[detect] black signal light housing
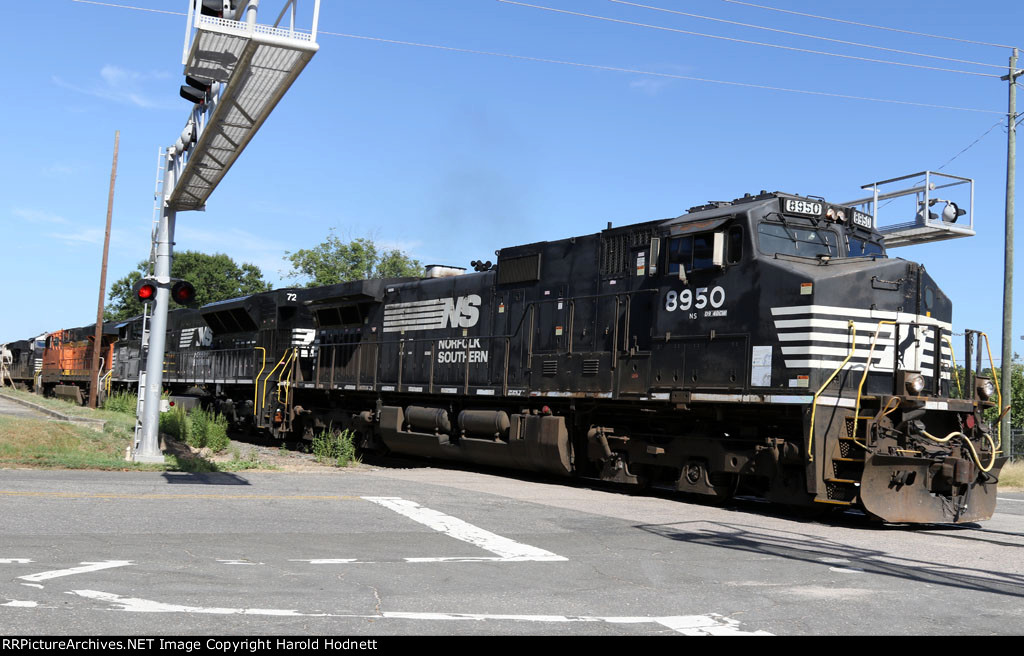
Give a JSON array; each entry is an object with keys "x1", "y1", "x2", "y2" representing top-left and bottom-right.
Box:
[
  {"x1": 171, "y1": 280, "x2": 197, "y2": 306},
  {"x1": 133, "y1": 278, "x2": 158, "y2": 303}
]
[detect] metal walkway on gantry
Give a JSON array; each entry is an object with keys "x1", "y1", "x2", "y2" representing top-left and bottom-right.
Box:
[{"x1": 168, "y1": 1, "x2": 320, "y2": 212}]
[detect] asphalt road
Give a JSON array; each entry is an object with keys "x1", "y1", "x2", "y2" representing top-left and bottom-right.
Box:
[{"x1": 2, "y1": 465, "x2": 1023, "y2": 637}]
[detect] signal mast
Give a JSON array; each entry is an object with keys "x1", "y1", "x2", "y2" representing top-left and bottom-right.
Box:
[{"x1": 132, "y1": 0, "x2": 320, "y2": 461}]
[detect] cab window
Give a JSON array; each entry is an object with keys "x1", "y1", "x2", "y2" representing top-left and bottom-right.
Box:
[
  {"x1": 758, "y1": 221, "x2": 839, "y2": 258},
  {"x1": 848, "y1": 236, "x2": 885, "y2": 257},
  {"x1": 667, "y1": 228, "x2": 742, "y2": 274}
]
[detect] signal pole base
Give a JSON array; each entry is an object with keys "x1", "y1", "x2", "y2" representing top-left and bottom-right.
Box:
[{"x1": 132, "y1": 452, "x2": 166, "y2": 464}]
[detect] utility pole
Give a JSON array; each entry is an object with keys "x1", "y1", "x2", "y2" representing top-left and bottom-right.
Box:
[
  {"x1": 1001, "y1": 49, "x2": 1020, "y2": 448},
  {"x1": 89, "y1": 130, "x2": 119, "y2": 410}
]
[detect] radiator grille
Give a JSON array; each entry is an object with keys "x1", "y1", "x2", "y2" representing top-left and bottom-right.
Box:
[
  {"x1": 497, "y1": 253, "x2": 542, "y2": 285},
  {"x1": 600, "y1": 229, "x2": 654, "y2": 277}
]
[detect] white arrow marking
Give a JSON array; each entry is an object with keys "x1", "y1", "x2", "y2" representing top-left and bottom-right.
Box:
[
  {"x1": 18, "y1": 560, "x2": 132, "y2": 583},
  {"x1": 69, "y1": 590, "x2": 771, "y2": 634},
  {"x1": 362, "y1": 497, "x2": 567, "y2": 562}
]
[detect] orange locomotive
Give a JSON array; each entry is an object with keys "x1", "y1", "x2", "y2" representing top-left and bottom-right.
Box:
[{"x1": 39, "y1": 323, "x2": 118, "y2": 405}]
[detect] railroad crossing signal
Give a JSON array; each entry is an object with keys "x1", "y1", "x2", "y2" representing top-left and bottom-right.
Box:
[
  {"x1": 132, "y1": 0, "x2": 321, "y2": 463},
  {"x1": 179, "y1": 75, "x2": 212, "y2": 106},
  {"x1": 171, "y1": 280, "x2": 196, "y2": 306},
  {"x1": 132, "y1": 278, "x2": 197, "y2": 306},
  {"x1": 133, "y1": 278, "x2": 157, "y2": 303}
]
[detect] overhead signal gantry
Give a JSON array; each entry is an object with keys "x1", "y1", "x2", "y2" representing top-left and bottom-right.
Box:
[{"x1": 132, "y1": 0, "x2": 321, "y2": 462}]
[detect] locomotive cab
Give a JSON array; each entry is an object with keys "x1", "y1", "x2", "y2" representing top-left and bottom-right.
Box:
[{"x1": 633, "y1": 192, "x2": 1001, "y2": 521}]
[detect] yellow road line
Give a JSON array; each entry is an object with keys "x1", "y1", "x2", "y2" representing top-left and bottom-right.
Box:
[{"x1": 0, "y1": 491, "x2": 361, "y2": 501}]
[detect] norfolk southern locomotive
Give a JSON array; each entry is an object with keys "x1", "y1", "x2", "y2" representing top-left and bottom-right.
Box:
[{"x1": 2, "y1": 190, "x2": 1007, "y2": 523}]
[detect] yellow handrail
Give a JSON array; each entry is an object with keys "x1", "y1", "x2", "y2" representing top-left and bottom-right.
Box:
[
  {"x1": 278, "y1": 348, "x2": 297, "y2": 406},
  {"x1": 253, "y1": 347, "x2": 266, "y2": 416},
  {"x1": 942, "y1": 335, "x2": 962, "y2": 398},
  {"x1": 808, "y1": 320, "x2": 855, "y2": 464},
  {"x1": 976, "y1": 332, "x2": 1004, "y2": 451},
  {"x1": 853, "y1": 320, "x2": 898, "y2": 449},
  {"x1": 260, "y1": 351, "x2": 290, "y2": 412}
]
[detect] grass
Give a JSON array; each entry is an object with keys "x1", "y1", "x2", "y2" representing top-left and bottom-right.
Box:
[
  {"x1": 311, "y1": 428, "x2": 360, "y2": 467},
  {"x1": 1000, "y1": 460, "x2": 1024, "y2": 489},
  {"x1": 159, "y1": 405, "x2": 230, "y2": 453},
  {"x1": 0, "y1": 414, "x2": 155, "y2": 471},
  {"x1": 0, "y1": 387, "x2": 264, "y2": 473},
  {"x1": 102, "y1": 390, "x2": 138, "y2": 415}
]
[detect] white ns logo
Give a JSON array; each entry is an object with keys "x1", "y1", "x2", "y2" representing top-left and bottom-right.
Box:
[{"x1": 442, "y1": 294, "x2": 481, "y2": 328}]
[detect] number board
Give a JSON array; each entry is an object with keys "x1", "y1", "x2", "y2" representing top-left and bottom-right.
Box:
[{"x1": 781, "y1": 198, "x2": 822, "y2": 217}]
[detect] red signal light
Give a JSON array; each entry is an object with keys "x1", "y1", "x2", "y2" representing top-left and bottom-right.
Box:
[
  {"x1": 136, "y1": 283, "x2": 156, "y2": 301},
  {"x1": 171, "y1": 280, "x2": 196, "y2": 305}
]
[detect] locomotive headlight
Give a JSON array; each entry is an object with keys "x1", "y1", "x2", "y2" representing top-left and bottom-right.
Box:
[
  {"x1": 904, "y1": 372, "x2": 926, "y2": 395},
  {"x1": 976, "y1": 377, "x2": 995, "y2": 401},
  {"x1": 824, "y1": 207, "x2": 846, "y2": 222}
]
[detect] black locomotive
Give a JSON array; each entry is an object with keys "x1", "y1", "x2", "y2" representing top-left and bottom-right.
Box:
[{"x1": 4, "y1": 190, "x2": 1006, "y2": 523}]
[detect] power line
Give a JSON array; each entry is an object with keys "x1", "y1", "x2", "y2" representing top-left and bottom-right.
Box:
[
  {"x1": 322, "y1": 32, "x2": 1003, "y2": 115},
  {"x1": 936, "y1": 118, "x2": 1009, "y2": 171},
  {"x1": 609, "y1": 0, "x2": 1007, "y2": 71},
  {"x1": 498, "y1": 1, "x2": 1002, "y2": 78},
  {"x1": 70, "y1": 0, "x2": 183, "y2": 15},
  {"x1": 69, "y1": 0, "x2": 1004, "y2": 114},
  {"x1": 717, "y1": 0, "x2": 1018, "y2": 50},
  {"x1": 875, "y1": 117, "x2": 1006, "y2": 212}
]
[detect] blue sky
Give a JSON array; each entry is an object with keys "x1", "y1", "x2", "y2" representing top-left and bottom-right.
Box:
[{"x1": 2, "y1": 0, "x2": 1021, "y2": 363}]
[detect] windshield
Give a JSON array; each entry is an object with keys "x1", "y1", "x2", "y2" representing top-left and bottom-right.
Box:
[
  {"x1": 758, "y1": 221, "x2": 839, "y2": 258},
  {"x1": 848, "y1": 236, "x2": 885, "y2": 257}
]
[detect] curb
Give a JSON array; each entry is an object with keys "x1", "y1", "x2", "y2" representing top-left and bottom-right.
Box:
[{"x1": 0, "y1": 391, "x2": 107, "y2": 431}]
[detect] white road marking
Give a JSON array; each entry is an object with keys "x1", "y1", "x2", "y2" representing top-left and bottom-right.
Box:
[
  {"x1": 829, "y1": 567, "x2": 866, "y2": 574},
  {"x1": 2, "y1": 600, "x2": 38, "y2": 607},
  {"x1": 69, "y1": 590, "x2": 771, "y2": 635},
  {"x1": 0, "y1": 559, "x2": 32, "y2": 564},
  {"x1": 216, "y1": 560, "x2": 264, "y2": 566},
  {"x1": 18, "y1": 561, "x2": 132, "y2": 583},
  {"x1": 362, "y1": 496, "x2": 567, "y2": 562},
  {"x1": 289, "y1": 559, "x2": 359, "y2": 564},
  {"x1": 998, "y1": 497, "x2": 1024, "y2": 502}
]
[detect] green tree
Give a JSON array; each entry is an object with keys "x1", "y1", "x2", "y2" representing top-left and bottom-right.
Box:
[
  {"x1": 105, "y1": 251, "x2": 273, "y2": 321},
  {"x1": 283, "y1": 230, "x2": 422, "y2": 287}
]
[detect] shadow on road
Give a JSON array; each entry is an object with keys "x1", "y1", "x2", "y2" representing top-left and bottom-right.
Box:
[
  {"x1": 161, "y1": 471, "x2": 251, "y2": 485},
  {"x1": 635, "y1": 518, "x2": 1024, "y2": 598}
]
